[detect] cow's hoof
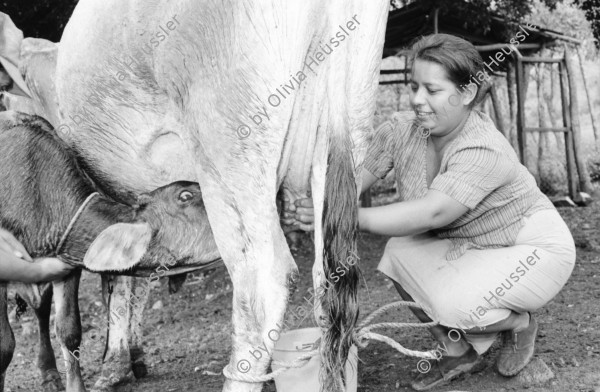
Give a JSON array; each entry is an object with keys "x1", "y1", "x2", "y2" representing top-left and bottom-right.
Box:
[
  {"x1": 41, "y1": 369, "x2": 65, "y2": 392},
  {"x1": 132, "y1": 360, "x2": 148, "y2": 379},
  {"x1": 91, "y1": 371, "x2": 134, "y2": 392}
]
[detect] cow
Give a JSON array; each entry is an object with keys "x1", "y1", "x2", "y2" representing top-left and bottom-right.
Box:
[
  {"x1": 0, "y1": 111, "x2": 219, "y2": 391},
  {"x1": 54, "y1": 1, "x2": 390, "y2": 391}
]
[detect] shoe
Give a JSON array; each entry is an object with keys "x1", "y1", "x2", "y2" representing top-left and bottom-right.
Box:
[
  {"x1": 411, "y1": 346, "x2": 483, "y2": 391},
  {"x1": 497, "y1": 313, "x2": 538, "y2": 376}
]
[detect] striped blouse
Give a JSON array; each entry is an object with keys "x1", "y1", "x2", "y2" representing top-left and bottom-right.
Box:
[{"x1": 364, "y1": 110, "x2": 555, "y2": 260}]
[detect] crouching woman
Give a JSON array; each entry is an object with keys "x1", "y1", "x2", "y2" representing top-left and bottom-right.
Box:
[{"x1": 283, "y1": 34, "x2": 575, "y2": 391}]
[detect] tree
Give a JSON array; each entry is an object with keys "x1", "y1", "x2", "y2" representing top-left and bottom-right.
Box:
[
  {"x1": 390, "y1": 0, "x2": 561, "y2": 38},
  {"x1": 528, "y1": 0, "x2": 597, "y2": 56},
  {"x1": 574, "y1": 0, "x2": 600, "y2": 48}
]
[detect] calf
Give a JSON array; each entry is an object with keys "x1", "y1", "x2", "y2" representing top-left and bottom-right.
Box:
[
  {"x1": 3, "y1": 46, "x2": 204, "y2": 388},
  {"x1": 1, "y1": 32, "x2": 193, "y2": 386},
  {"x1": 0, "y1": 111, "x2": 219, "y2": 392}
]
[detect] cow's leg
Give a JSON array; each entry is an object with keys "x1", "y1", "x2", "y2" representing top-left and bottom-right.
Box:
[
  {"x1": 53, "y1": 270, "x2": 86, "y2": 392},
  {"x1": 195, "y1": 171, "x2": 297, "y2": 392},
  {"x1": 0, "y1": 283, "x2": 15, "y2": 391},
  {"x1": 222, "y1": 216, "x2": 297, "y2": 392},
  {"x1": 33, "y1": 285, "x2": 64, "y2": 392},
  {"x1": 128, "y1": 277, "x2": 150, "y2": 379},
  {"x1": 91, "y1": 275, "x2": 134, "y2": 392}
]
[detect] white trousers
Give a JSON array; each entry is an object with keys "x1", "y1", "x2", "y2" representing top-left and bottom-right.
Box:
[{"x1": 378, "y1": 209, "x2": 576, "y2": 354}]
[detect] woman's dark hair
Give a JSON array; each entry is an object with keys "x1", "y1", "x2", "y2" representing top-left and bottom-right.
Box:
[{"x1": 408, "y1": 34, "x2": 487, "y2": 106}]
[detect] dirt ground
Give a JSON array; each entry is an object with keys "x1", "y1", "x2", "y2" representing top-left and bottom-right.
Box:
[{"x1": 5, "y1": 196, "x2": 600, "y2": 392}]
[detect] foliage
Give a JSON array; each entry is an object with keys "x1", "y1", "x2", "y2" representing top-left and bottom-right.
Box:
[
  {"x1": 528, "y1": 0, "x2": 597, "y2": 57},
  {"x1": 0, "y1": 0, "x2": 79, "y2": 42},
  {"x1": 389, "y1": 0, "x2": 597, "y2": 54},
  {"x1": 574, "y1": 0, "x2": 600, "y2": 48},
  {"x1": 390, "y1": 0, "x2": 561, "y2": 38},
  {"x1": 390, "y1": 0, "x2": 561, "y2": 15},
  {"x1": 588, "y1": 155, "x2": 600, "y2": 182}
]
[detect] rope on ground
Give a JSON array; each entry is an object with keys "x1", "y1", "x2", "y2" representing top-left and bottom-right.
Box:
[
  {"x1": 223, "y1": 300, "x2": 440, "y2": 383},
  {"x1": 353, "y1": 301, "x2": 439, "y2": 359}
]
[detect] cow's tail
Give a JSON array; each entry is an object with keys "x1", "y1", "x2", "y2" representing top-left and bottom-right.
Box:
[{"x1": 320, "y1": 126, "x2": 360, "y2": 391}]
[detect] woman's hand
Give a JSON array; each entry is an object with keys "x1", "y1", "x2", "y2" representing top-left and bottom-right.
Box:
[
  {"x1": 279, "y1": 169, "x2": 379, "y2": 234},
  {"x1": 281, "y1": 194, "x2": 315, "y2": 232},
  {"x1": 0, "y1": 228, "x2": 74, "y2": 283},
  {"x1": 0, "y1": 228, "x2": 32, "y2": 261},
  {"x1": 33, "y1": 257, "x2": 75, "y2": 282}
]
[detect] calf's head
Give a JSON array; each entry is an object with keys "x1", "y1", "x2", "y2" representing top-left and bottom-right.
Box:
[{"x1": 83, "y1": 181, "x2": 219, "y2": 272}]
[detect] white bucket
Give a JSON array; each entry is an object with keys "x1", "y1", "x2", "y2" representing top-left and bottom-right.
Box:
[{"x1": 271, "y1": 328, "x2": 358, "y2": 392}]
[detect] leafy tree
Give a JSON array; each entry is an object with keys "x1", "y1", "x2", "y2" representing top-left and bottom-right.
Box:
[
  {"x1": 529, "y1": 0, "x2": 597, "y2": 56},
  {"x1": 390, "y1": 0, "x2": 561, "y2": 38},
  {"x1": 573, "y1": 0, "x2": 600, "y2": 47}
]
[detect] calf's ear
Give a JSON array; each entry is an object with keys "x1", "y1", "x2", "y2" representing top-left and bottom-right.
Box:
[{"x1": 83, "y1": 223, "x2": 152, "y2": 272}]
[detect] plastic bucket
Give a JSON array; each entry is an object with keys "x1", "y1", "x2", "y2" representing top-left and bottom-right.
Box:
[{"x1": 272, "y1": 328, "x2": 358, "y2": 392}]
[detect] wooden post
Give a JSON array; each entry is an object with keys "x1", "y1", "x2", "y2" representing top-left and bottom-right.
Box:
[
  {"x1": 404, "y1": 55, "x2": 408, "y2": 85},
  {"x1": 484, "y1": 93, "x2": 495, "y2": 123},
  {"x1": 576, "y1": 46, "x2": 599, "y2": 147},
  {"x1": 515, "y1": 57, "x2": 526, "y2": 165},
  {"x1": 507, "y1": 63, "x2": 516, "y2": 121},
  {"x1": 489, "y1": 82, "x2": 507, "y2": 137},
  {"x1": 560, "y1": 59, "x2": 578, "y2": 199},
  {"x1": 506, "y1": 62, "x2": 520, "y2": 153},
  {"x1": 564, "y1": 46, "x2": 593, "y2": 194},
  {"x1": 536, "y1": 63, "x2": 553, "y2": 191},
  {"x1": 544, "y1": 61, "x2": 565, "y2": 151}
]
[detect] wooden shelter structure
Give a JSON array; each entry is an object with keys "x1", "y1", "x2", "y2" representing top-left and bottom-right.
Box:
[{"x1": 372, "y1": 0, "x2": 595, "y2": 206}]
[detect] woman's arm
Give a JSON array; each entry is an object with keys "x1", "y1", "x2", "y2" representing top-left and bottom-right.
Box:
[
  {"x1": 282, "y1": 168, "x2": 380, "y2": 231},
  {"x1": 0, "y1": 250, "x2": 75, "y2": 283},
  {"x1": 0, "y1": 228, "x2": 74, "y2": 283},
  {"x1": 359, "y1": 189, "x2": 469, "y2": 236},
  {"x1": 0, "y1": 249, "x2": 42, "y2": 282}
]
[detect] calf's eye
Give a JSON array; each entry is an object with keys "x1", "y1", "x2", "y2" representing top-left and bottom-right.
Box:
[{"x1": 178, "y1": 190, "x2": 194, "y2": 202}]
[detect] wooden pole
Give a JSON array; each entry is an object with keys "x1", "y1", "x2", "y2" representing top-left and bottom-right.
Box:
[
  {"x1": 476, "y1": 43, "x2": 541, "y2": 51},
  {"x1": 576, "y1": 46, "x2": 599, "y2": 148},
  {"x1": 559, "y1": 59, "x2": 578, "y2": 199},
  {"x1": 564, "y1": 46, "x2": 593, "y2": 194},
  {"x1": 536, "y1": 63, "x2": 552, "y2": 190},
  {"x1": 489, "y1": 83, "x2": 507, "y2": 137},
  {"x1": 544, "y1": 60, "x2": 565, "y2": 151},
  {"x1": 515, "y1": 57, "x2": 528, "y2": 165},
  {"x1": 483, "y1": 92, "x2": 493, "y2": 120},
  {"x1": 506, "y1": 62, "x2": 518, "y2": 153},
  {"x1": 524, "y1": 25, "x2": 584, "y2": 45}
]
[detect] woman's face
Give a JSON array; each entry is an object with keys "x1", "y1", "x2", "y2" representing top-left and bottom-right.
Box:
[{"x1": 409, "y1": 59, "x2": 474, "y2": 137}]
